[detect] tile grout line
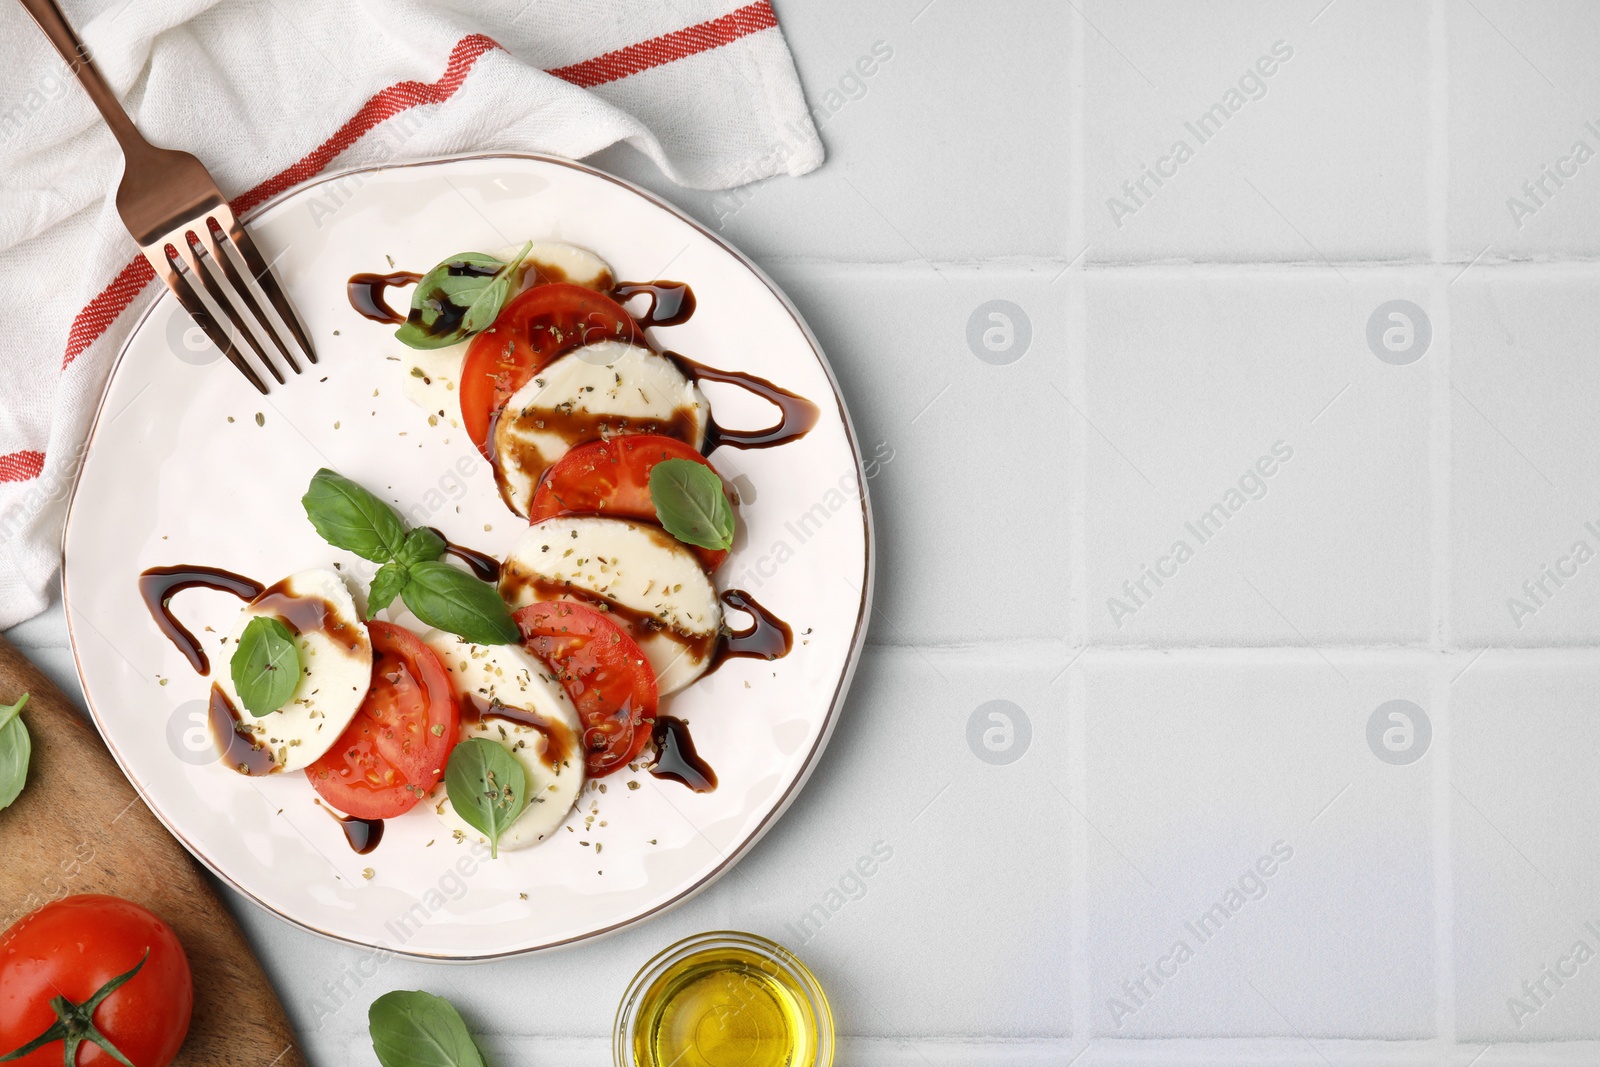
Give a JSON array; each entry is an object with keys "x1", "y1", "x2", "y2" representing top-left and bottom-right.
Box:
[
  {"x1": 1430, "y1": 272, "x2": 1457, "y2": 1056},
  {"x1": 1066, "y1": 2, "x2": 1091, "y2": 1050},
  {"x1": 347, "y1": 1033, "x2": 1600, "y2": 1063},
  {"x1": 871, "y1": 642, "x2": 1600, "y2": 660},
  {"x1": 1068, "y1": 664, "x2": 1091, "y2": 1048},
  {"x1": 1432, "y1": 645, "x2": 1457, "y2": 1061},
  {"x1": 1428, "y1": 0, "x2": 1451, "y2": 268},
  {"x1": 1428, "y1": 0, "x2": 1456, "y2": 1056},
  {"x1": 767, "y1": 257, "x2": 1600, "y2": 278}
]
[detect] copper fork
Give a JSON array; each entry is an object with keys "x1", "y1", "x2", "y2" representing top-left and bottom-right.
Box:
[{"x1": 19, "y1": 0, "x2": 316, "y2": 393}]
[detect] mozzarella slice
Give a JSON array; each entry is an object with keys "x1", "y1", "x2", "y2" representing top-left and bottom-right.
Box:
[
  {"x1": 424, "y1": 636, "x2": 586, "y2": 850},
  {"x1": 492, "y1": 342, "x2": 709, "y2": 516},
  {"x1": 213, "y1": 569, "x2": 372, "y2": 773},
  {"x1": 522, "y1": 241, "x2": 614, "y2": 290},
  {"x1": 399, "y1": 343, "x2": 466, "y2": 417},
  {"x1": 397, "y1": 241, "x2": 614, "y2": 415},
  {"x1": 501, "y1": 517, "x2": 722, "y2": 695}
]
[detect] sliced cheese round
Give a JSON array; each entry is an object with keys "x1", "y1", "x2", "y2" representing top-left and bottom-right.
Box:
[
  {"x1": 492, "y1": 342, "x2": 709, "y2": 516},
  {"x1": 522, "y1": 241, "x2": 614, "y2": 290},
  {"x1": 214, "y1": 569, "x2": 372, "y2": 773},
  {"x1": 424, "y1": 636, "x2": 586, "y2": 850},
  {"x1": 399, "y1": 342, "x2": 466, "y2": 417},
  {"x1": 501, "y1": 516, "x2": 722, "y2": 695}
]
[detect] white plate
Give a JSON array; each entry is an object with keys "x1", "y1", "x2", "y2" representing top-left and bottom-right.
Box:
[{"x1": 61, "y1": 154, "x2": 873, "y2": 960}]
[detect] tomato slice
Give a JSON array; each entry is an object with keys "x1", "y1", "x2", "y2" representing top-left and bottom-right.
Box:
[
  {"x1": 514, "y1": 601, "x2": 658, "y2": 777},
  {"x1": 460, "y1": 283, "x2": 645, "y2": 455},
  {"x1": 528, "y1": 434, "x2": 733, "y2": 571},
  {"x1": 307, "y1": 621, "x2": 460, "y2": 819}
]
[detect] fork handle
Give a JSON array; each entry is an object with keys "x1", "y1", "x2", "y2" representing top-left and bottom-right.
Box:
[{"x1": 17, "y1": 0, "x2": 154, "y2": 158}]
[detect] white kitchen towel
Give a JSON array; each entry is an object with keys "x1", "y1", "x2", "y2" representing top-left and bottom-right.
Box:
[{"x1": 0, "y1": 0, "x2": 822, "y2": 629}]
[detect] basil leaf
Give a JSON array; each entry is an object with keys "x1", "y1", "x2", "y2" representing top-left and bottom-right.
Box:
[
  {"x1": 302, "y1": 468, "x2": 408, "y2": 563},
  {"x1": 396, "y1": 526, "x2": 447, "y2": 569},
  {"x1": 394, "y1": 242, "x2": 531, "y2": 351},
  {"x1": 0, "y1": 693, "x2": 26, "y2": 732},
  {"x1": 369, "y1": 990, "x2": 486, "y2": 1067},
  {"x1": 650, "y1": 458, "x2": 735, "y2": 551},
  {"x1": 0, "y1": 694, "x2": 30, "y2": 811},
  {"x1": 401, "y1": 561, "x2": 518, "y2": 645},
  {"x1": 231, "y1": 616, "x2": 301, "y2": 717},
  {"x1": 445, "y1": 738, "x2": 527, "y2": 859},
  {"x1": 367, "y1": 562, "x2": 409, "y2": 620}
]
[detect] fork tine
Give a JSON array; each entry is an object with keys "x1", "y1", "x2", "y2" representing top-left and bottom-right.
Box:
[
  {"x1": 174, "y1": 233, "x2": 284, "y2": 386},
  {"x1": 144, "y1": 244, "x2": 268, "y2": 395},
  {"x1": 219, "y1": 212, "x2": 319, "y2": 365},
  {"x1": 201, "y1": 219, "x2": 299, "y2": 375}
]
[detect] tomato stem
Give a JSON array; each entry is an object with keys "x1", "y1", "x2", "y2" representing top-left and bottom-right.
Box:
[{"x1": 0, "y1": 949, "x2": 147, "y2": 1067}]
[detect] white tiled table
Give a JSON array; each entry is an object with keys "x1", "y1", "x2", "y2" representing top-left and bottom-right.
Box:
[{"x1": 12, "y1": 0, "x2": 1600, "y2": 1062}]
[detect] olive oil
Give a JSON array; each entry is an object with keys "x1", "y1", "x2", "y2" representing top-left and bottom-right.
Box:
[{"x1": 632, "y1": 943, "x2": 820, "y2": 1067}]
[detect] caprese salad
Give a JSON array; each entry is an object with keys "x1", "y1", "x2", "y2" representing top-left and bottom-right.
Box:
[{"x1": 144, "y1": 239, "x2": 816, "y2": 860}]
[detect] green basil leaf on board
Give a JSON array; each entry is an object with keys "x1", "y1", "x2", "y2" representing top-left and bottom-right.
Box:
[
  {"x1": 301, "y1": 468, "x2": 408, "y2": 563},
  {"x1": 401, "y1": 561, "x2": 519, "y2": 646},
  {"x1": 0, "y1": 694, "x2": 31, "y2": 811},
  {"x1": 396, "y1": 526, "x2": 447, "y2": 569},
  {"x1": 230, "y1": 616, "x2": 301, "y2": 717},
  {"x1": 444, "y1": 738, "x2": 528, "y2": 859},
  {"x1": 649, "y1": 458, "x2": 735, "y2": 551},
  {"x1": 367, "y1": 562, "x2": 410, "y2": 620},
  {"x1": 368, "y1": 990, "x2": 486, "y2": 1067},
  {"x1": 394, "y1": 242, "x2": 532, "y2": 350}
]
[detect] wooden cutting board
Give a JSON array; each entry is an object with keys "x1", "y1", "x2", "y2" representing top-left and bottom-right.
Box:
[{"x1": 0, "y1": 633, "x2": 305, "y2": 1067}]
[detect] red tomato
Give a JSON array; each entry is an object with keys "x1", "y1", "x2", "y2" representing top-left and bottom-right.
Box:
[
  {"x1": 0, "y1": 895, "x2": 192, "y2": 1067},
  {"x1": 307, "y1": 621, "x2": 459, "y2": 819},
  {"x1": 514, "y1": 601, "x2": 658, "y2": 777},
  {"x1": 460, "y1": 284, "x2": 645, "y2": 454},
  {"x1": 528, "y1": 434, "x2": 733, "y2": 571}
]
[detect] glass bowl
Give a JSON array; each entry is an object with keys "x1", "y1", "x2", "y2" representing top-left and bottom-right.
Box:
[{"x1": 614, "y1": 930, "x2": 835, "y2": 1067}]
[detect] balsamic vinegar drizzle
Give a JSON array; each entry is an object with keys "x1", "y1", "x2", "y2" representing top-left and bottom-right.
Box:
[
  {"x1": 252, "y1": 578, "x2": 364, "y2": 652},
  {"x1": 346, "y1": 271, "x2": 421, "y2": 325},
  {"x1": 424, "y1": 527, "x2": 501, "y2": 582},
  {"x1": 462, "y1": 694, "x2": 573, "y2": 771},
  {"x1": 209, "y1": 684, "x2": 277, "y2": 776},
  {"x1": 314, "y1": 799, "x2": 385, "y2": 855},
  {"x1": 139, "y1": 565, "x2": 264, "y2": 674},
  {"x1": 613, "y1": 280, "x2": 696, "y2": 327},
  {"x1": 715, "y1": 589, "x2": 793, "y2": 665},
  {"x1": 648, "y1": 715, "x2": 717, "y2": 793},
  {"x1": 668, "y1": 352, "x2": 821, "y2": 452}
]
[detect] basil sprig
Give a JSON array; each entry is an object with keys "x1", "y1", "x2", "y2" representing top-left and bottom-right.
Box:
[
  {"x1": 231, "y1": 617, "x2": 302, "y2": 717},
  {"x1": 394, "y1": 241, "x2": 532, "y2": 351},
  {"x1": 649, "y1": 458, "x2": 735, "y2": 551},
  {"x1": 369, "y1": 990, "x2": 486, "y2": 1067},
  {"x1": 445, "y1": 737, "x2": 528, "y2": 859},
  {"x1": 0, "y1": 693, "x2": 31, "y2": 811},
  {"x1": 301, "y1": 469, "x2": 518, "y2": 645}
]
